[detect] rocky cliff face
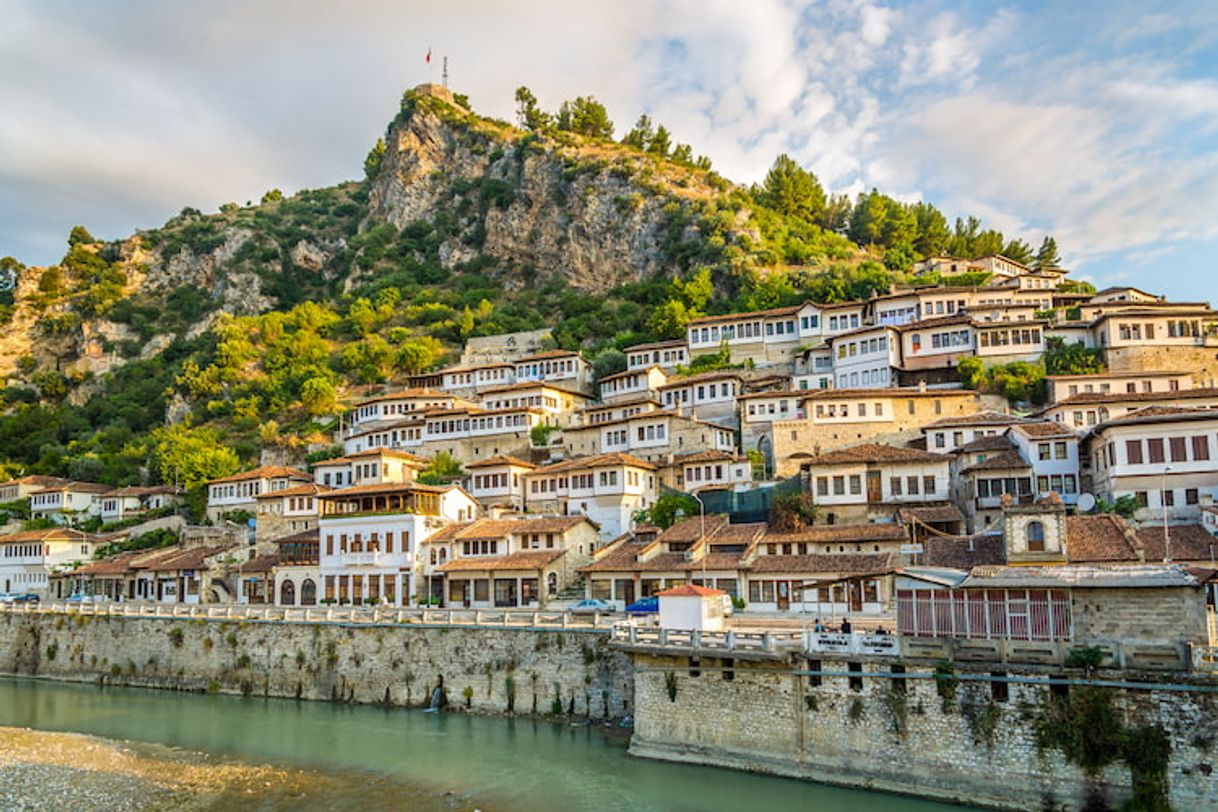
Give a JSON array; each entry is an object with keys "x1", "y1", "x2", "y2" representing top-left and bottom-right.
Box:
[{"x1": 366, "y1": 88, "x2": 733, "y2": 293}]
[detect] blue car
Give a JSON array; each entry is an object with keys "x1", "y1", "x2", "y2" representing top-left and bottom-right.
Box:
[{"x1": 625, "y1": 597, "x2": 659, "y2": 615}]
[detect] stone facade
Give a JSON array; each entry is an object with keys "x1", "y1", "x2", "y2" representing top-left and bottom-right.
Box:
[
  {"x1": 1105, "y1": 345, "x2": 1218, "y2": 387},
  {"x1": 0, "y1": 612, "x2": 633, "y2": 719},
  {"x1": 630, "y1": 653, "x2": 1218, "y2": 811}
]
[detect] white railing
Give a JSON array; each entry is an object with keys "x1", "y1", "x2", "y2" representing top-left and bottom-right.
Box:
[
  {"x1": 611, "y1": 624, "x2": 805, "y2": 655},
  {"x1": 0, "y1": 601, "x2": 615, "y2": 630}
]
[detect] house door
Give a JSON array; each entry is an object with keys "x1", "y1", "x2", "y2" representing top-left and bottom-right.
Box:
[
  {"x1": 866, "y1": 470, "x2": 882, "y2": 502},
  {"x1": 849, "y1": 581, "x2": 863, "y2": 612},
  {"x1": 777, "y1": 581, "x2": 790, "y2": 611}
]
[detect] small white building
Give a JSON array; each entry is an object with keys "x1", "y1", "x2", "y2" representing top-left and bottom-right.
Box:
[{"x1": 656, "y1": 584, "x2": 727, "y2": 631}]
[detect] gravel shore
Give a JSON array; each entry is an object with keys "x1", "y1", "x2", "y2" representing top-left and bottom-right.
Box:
[{"x1": 0, "y1": 727, "x2": 463, "y2": 811}]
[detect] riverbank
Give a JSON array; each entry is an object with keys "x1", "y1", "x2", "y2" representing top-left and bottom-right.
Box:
[{"x1": 0, "y1": 726, "x2": 461, "y2": 811}]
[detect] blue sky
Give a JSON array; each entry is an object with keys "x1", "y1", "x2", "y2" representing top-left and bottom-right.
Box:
[{"x1": 2, "y1": 0, "x2": 1217, "y2": 302}]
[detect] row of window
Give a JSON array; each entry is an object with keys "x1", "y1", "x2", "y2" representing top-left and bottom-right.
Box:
[
  {"x1": 1036, "y1": 441, "x2": 1070, "y2": 461},
  {"x1": 2, "y1": 543, "x2": 50, "y2": 558},
  {"x1": 427, "y1": 414, "x2": 531, "y2": 435},
  {"x1": 1115, "y1": 435, "x2": 1211, "y2": 466},
  {"x1": 605, "y1": 422, "x2": 667, "y2": 447},
  {"x1": 978, "y1": 327, "x2": 1042, "y2": 348},
  {"x1": 323, "y1": 531, "x2": 404, "y2": 555},
  {"x1": 485, "y1": 395, "x2": 562, "y2": 411},
  {"x1": 836, "y1": 335, "x2": 889, "y2": 359},
  {"x1": 812, "y1": 474, "x2": 938, "y2": 498},
  {"x1": 471, "y1": 472, "x2": 520, "y2": 490},
  {"x1": 836, "y1": 367, "x2": 891, "y2": 388}
]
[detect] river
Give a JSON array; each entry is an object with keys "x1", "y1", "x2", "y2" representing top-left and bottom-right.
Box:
[{"x1": 0, "y1": 677, "x2": 970, "y2": 811}]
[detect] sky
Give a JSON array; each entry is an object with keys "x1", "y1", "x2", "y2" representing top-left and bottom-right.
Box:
[{"x1": 2, "y1": 0, "x2": 1217, "y2": 302}]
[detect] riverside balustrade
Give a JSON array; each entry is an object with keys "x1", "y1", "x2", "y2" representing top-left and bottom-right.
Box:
[{"x1": 0, "y1": 601, "x2": 616, "y2": 630}]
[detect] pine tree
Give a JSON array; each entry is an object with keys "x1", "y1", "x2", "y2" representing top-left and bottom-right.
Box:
[
  {"x1": 1034, "y1": 236, "x2": 1061, "y2": 269},
  {"x1": 760, "y1": 155, "x2": 825, "y2": 223}
]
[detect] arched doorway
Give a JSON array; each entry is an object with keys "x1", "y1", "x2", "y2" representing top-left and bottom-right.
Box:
[
  {"x1": 280, "y1": 579, "x2": 296, "y2": 606},
  {"x1": 300, "y1": 578, "x2": 317, "y2": 606}
]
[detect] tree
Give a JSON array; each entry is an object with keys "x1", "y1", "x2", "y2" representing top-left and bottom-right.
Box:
[
  {"x1": 1097, "y1": 495, "x2": 1141, "y2": 519},
  {"x1": 675, "y1": 267, "x2": 714, "y2": 311},
  {"x1": 848, "y1": 189, "x2": 891, "y2": 245},
  {"x1": 394, "y1": 336, "x2": 444, "y2": 374},
  {"x1": 340, "y1": 336, "x2": 394, "y2": 383},
  {"x1": 1034, "y1": 236, "x2": 1061, "y2": 269},
  {"x1": 769, "y1": 492, "x2": 820, "y2": 531},
  {"x1": 417, "y1": 451, "x2": 463, "y2": 485},
  {"x1": 514, "y1": 86, "x2": 552, "y2": 131},
  {"x1": 648, "y1": 299, "x2": 693, "y2": 339},
  {"x1": 300, "y1": 377, "x2": 339, "y2": 417},
  {"x1": 671, "y1": 144, "x2": 693, "y2": 165},
  {"x1": 146, "y1": 425, "x2": 240, "y2": 488},
  {"x1": 634, "y1": 492, "x2": 700, "y2": 529},
  {"x1": 1002, "y1": 238, "x2": 1034, "y2": 265},
  {"x1": 1043, "y1": 337, "x2": 1105, "y2": 375},
  {"x1": 67, "y1": 225, "x2": 96, "y2": 246},
  {"x1": 647, "y1": 125, "x2": 672, "y2": 156},
  {"x1": 261, "y1": 189, "x2": 284, "y2": 205},
  {"x1": 556, "y1": 96, "x2": 613, "y2": 138},
  {"x1": 760, "y1": 155, "x2": 825, "y2": 223},
  {"x1": 591, "y1": 348, "x2": 627, "y2": 381},
  {"x1": 530, "y1": 423, "x2": 559, "y2": 446},
  {"x1": 912, "y1": 202, "x2": 949, "y2": 257},
  {"x1": 364, "y1": 137, "x2": 386, "y2": 180},
  {"x1": 621, "y1": 114, "x2": 654, "y2": 149}
]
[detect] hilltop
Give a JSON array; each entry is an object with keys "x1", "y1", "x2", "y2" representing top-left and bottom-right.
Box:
[{"x1": 0, "y1": 83, "x2": 1060, "y2": 498}]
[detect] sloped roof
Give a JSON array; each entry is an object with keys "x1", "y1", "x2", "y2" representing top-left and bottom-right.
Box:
[
  {"x1": 254, "y1": 483, "x2": 334, "y2": 500},
  {"x1": 1013, "y1": 422, "x2": 1077, "y2": 439},
  {"x1": 801, "y1": 443, "x2": 946, "y2": 466},
  {"x1": 957, "y1": 435, "x2": 1015, "y2": 453},
  {"x1": 0, "y1": 528, "x2": 98, "y2": 544},
  {"x1": 895, "y1": 504, "x2": 966, "y2": 525},
  {"x1": 439, "y1": 550, "x2": 565, "y2": 572},
  {"x1": 656, "y1": 584, "x2": 723, "y2": 597},
  {"x1": 924, "y1": 410, "x2": 1028, "y2": 429},
  {"x1": 922, "y1": 534, "x2": 1007, "y2": 569},
  {"x1": 207, "y1": 466, "x2": 309, "y2": 485},
  {"x1": 963, "y1": 564, "x2": 1202, "y2": 589},
  {"x1": 748, "y1": 552, "x2": 893, "y2": 575},
  {"x1": 961, "y1": 450, "x2": 1030, "y2": 472},
  {"x1": 1065, "y1": 515, "x2": 1140, "y2": 562},
  {"x1": 465, "y1": 455, "x2": 536, "y2": 469},
  {"x1": 528, "y1": 452, "x2": 658, "y2": 474},
  {"x1": 673, "y1": 450, "x2": 747, "y2": 464},
  {"x1": 1136, "y1": 524, "x2": 1218, "y2": 562},
  {"x1": 762, "y1": 524, "x2": 908, "y2": 544}
]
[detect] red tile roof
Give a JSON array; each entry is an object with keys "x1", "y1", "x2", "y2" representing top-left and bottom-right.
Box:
[
  {"x1": 656, "y1": 584, "x2": 723, "y2": 597},
  {"x1": 207, "y1": 466, "x2": 309, "y2": 485},
  {"x1": 465, "y1": 455, "x2": 536, "y2": 469},
  {"x1": 800, "y1": 443, "x2": 946, "y2": 465},
  {"x1": 439, "y1": 550, "x2": 565, "y2": 572}
]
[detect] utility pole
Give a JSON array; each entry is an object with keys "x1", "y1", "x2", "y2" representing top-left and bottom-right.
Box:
[
  {"x1": 1162, "y1": 464, "x2": 1171, "y2": 562},
  {"x1": 442, "y1": 56, "x2": 448, "y2": 88}
]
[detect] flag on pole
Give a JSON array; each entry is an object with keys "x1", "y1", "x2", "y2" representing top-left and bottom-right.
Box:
[{"x1": 425, "y1": 48, "x2": 432, "y2": 64}]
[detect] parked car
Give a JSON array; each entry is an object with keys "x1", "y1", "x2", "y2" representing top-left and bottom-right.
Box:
[
  {"x1": 625, "y1": 597, "x2": 659, "y2": 615},
  {"x1": 10, "y1": 593, "x2": 39, "y2": 604},
  {"x1": 570, "y1": 598, "x2": 614, "y2": 615},
  {"x1": 65, "y1": 593, "x2": 105, "y2": 603}
]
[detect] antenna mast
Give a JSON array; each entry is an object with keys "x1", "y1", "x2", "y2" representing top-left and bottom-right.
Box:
[{"x1": 442, "y1": 56, "x2": 449, "y2": 87}]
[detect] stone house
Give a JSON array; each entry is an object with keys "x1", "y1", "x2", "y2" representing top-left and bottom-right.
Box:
[
  {"x1": 254, "y1": 483, "x2": 332, "y2": 545},
  {"x1": 477, "y1": 381, "x2": 591, "y2": 427},
  {"x1": 523, "y1": 452, "x2": 658, "y2": 540},
  {"x1": 623, "y1": 339, "x2": 689, "y2": 371},
  {"x1": 205, "y1": 466, "x2": 311, "y2": 523},
  {"x1": 559, "y1": 409, "x2": 737, "y2": 467},
  {"x1": 464, "y1": 455, "x2": 535, "y2": 510},
  {"x1": 797, "y1": 443, "x2": 952, "y2": 525}
]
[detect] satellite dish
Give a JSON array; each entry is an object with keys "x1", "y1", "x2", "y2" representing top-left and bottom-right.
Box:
[{"x1": 1077, "y1": 493, "x2": 1096, "y2": 512}]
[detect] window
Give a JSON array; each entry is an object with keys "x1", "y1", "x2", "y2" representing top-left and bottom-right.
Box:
[
  {"x1": 1147, "y1": 438, "x2": 1165, "y2": 464},
  {"x1": 1192, "y1": 436, "x2": 1210, "y2": 461},
  {"x1": 907, "y1": 476, "x2": 919, "y2": 495},
  {"x1": 1169, "y1": 436, "x2": 1188, "y2": 463},
  {"x1": 923, "y1": 475, "x2": 935, "y2": 494},
  {"x1": 1026, "y1": 521, "x2": 1045, "y2": 552},
  {"x1": 1134, "y1": 491, "x2": 1148, "y2": 507},
  {"x1": 1125, "y1": 440, "x2": 1143, "y2": 465},
  {"x1": 849, "y1": 475, "x2": 862, "y2": 495},
  {"x1": 1054, "y1": 442, "x2": 1067, "y2": 460},
  {"x1": 1038, "y1": 443, "x2": 1051, "y2": 461},
  {"x1": 1186, "y1": 488, "x2": 1199, "y2": 505},
  {"x1": 890, "y1": 477, "x2": 902, "y2": 496},
  {"x1": 816, "y1": 477, "x2": 829, "y2": 496},
  {"x1": 833, "y1": 476, "x2": 845, "y2": 495}
]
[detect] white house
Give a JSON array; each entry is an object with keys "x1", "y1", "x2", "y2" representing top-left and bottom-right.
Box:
[
  {"x1": 0, "y1": 528, "x2": 99, "y2": 596},
  {"x1": 655, "y1": 371, "x2": 744, "y2": 427},
  {"x1": 1006, "y1": 423, "x2": 1081, "y2": 506},
  {"x1": 598, "y1": 366, "x2": 668, "y2": 404},
  {"x1": 464, "y1": 455, "x2": 536, "y2": 509},
  {"x1": 656, "y1": 584, "x2": 727, "y2": 631},
  {"x1": 830, "y1": 324, "x2": 901, "y2": 389},
  {"x1": 524, "y1": 452, "x2": 658, "y2": 540},
  {"x1": 799, "y1": 443, "x2": 953, "y2": 525},
  {"x1": 98, "y1": 486, "x2": 181, "y2": 523},
  {"x1": 205, "y1": 466, "x2": 311, "y2": 522},
  {"x1": 513, "y1": 350, "x2": 594, "y2": 394},
  {"x1": 624, "y1": 340, "x2": 689, "y2": 371},
  {"x1": 29, "y1": 481, "x2": 113, "y2": 524}
]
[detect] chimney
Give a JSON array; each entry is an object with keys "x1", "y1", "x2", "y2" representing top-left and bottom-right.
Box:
[{"x1": 918, "y1": 381, "x2": 927, "y2": 393}]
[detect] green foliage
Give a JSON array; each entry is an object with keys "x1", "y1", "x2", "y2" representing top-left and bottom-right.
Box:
[
  {"x1": 68, "y1": 225, "x2": 97, "y2": 246},
  {"x1": 94, "y1": 527, "x2": 178, "y2": 560},
  {"x1": 299, "y1": 377, "x2": 339, "y2": 417},
  {"x1": 530, "y1": 423, "x2": 559, "y2": 447},
  {"x1": 364, "y1": 137, "x2": 386, "y2": 180},
  {"x1": 933, "y1": 660, "x2": 959, "y2": 712},
  {"x1": 1064, "y1": 645, "x2": 1104, "y2": 672},
  {"x1": 958, "y1": 357, "x2": 1046, "y2": 405},
  {"x1": 1033, "y1": 236, "x2": 1061, "y2": 269},
  {"x1": 675, "y1": 346, "x2": 741, "y2": 376},
  {"x1": 147, "y1": 425, "x2": 240, "y2": 488},
  {"x1": 664, "y1": 671, "x2": 678, "y2": 702},
  {"x1": 417, "y1": 451, "x2": 463, "y2": 486},
  {"x1": 261, "y1": 188, "x2": 284, "y2": 205},
  {"x1": 1096, "y1": 495, "x2": 1141, "y2": 519},
  {"x1": 634, "y1": 491, "x2": 700, "y2": 529},
  {"x1": 769, "y1": 492, "x2": 819, "y2": 531},
  {"x1": 514, "y1": 86, "x2": 552, "y2": 131},
  {"x1": 759, "y1": 154, "x2": 825, "y2": 223},
  {"x1": 1043, "y1": 336, "x2": 1105, "y2": 375},
  {"x1": 556, "y1": 96, "x2": 613, "y2": 138}
]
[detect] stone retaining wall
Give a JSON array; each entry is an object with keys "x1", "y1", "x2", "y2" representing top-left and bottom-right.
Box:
[
  {"x1": 0, "y1": 612, "x2": 633, "y2": 719},
  {"x1": 630, "y1": 654, "x2": 1218, "y2": 811}
]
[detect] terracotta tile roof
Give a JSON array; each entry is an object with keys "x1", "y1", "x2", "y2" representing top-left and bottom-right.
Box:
[
  {"x1": 748, "y1": 552, "x2": 893, "y2": 575},
  {"x1": 438, "y1": 550, "x2": 565, "y2": 572},
  {"x1": 895, "y1": 504, "x2": 966, "y2": 525},
  {"x1": 922, "y1": 535, "x2": 1008, "y2": 569},
  {"x1": 479, "y1": 381, "x2": 591, "y2": 398},
  {"x1": 242, "y1": 553, "x2": 280, "y2": 573},
  {"x1": 1065, "y1": 515, "x2": 1140, "y2": 562},
  {"x1": 276, "y1": 529, "x2": 320, "y2": 546},
  {"x1": 107, "y1": 485, "x2": 181, "y2": 498},
  {"x1": 1012, "y1": 422, "x2": 1077, "y2": 439},
  {"x1": 656, "y1": 515, "x2": 730, "y2": 544},
  {"x1": 72, "y1": 549, "x2": 161, "y2": 576},
  {"x1": 207, "y1": 466, "x2": 309, "y2": 486},
  {"x1": 924, "y1": 410, "x2": 1028, "y2": 429},
  {"x1": 1048, "y1": 388, "x2": 1218, "y2": 409},
  {"x1": 143, "y1": 544, "x2": 240, "y2": 572},
  {"x1": 254, "y1": 483, "x2": 334, "y2": 500},
  {"x1": 800, "y1": 387, "x2": 978, "y2": 401},
  {"x1": 688, "y1": 304, "x2": 803, "y2": 325},
  {"x1": 580, "y1": 541, "x2": 691, "y2": 574},
  {"x1": 673, "y1": 450, "x2": 747, "y2": 464},
  {"x1": 961, "y1": 450, "x2": 1030, "y2": 472},
  {"x1": 657, "y1": 370, "x2": 745, "y2": 388},
  {"x1": 317, "y1": 481, "x2": 461, "y2": 499},
  {"x1": 580, "y1": 396, "x2": 662, "y2": 412},
  {"x1": 800, "y1": 443, "x2": 947, "y2": 466},
  {"x1": 516, "y1": 349, "x2": 582, "y2": 362},
  {"x1": 656, "y1": 584, "x2": 723, "y2": 597},
  {"x1": 31, "y1": 481, "x2": 113, "y2": 495},
  {"x1": 893, "y1": 313, "x2": 974, "y2": 332},
  {"x1": 340, "y1": 448, "x2": 429, "y2": 463},
  {"x1": 444, "y1": 516, "x2": 592, "y2": 539},
  {"x1": 465, "y1": 455, "x2": 536, "y2": 469},
  {"x1": 0, "y1": 475, "x2": 70, "y2": 489},
  {"x1": 957, "y1": 435, "x2": 1014, "y2": 453},
  {"x1": 762, "y1": 524, "x2": 908, "y2": 544},
  {"x1": 1136, "y1": 524, "x2": 1218, "y2": 562},
  {"x1": 0, "y1": 528, "x2": 98, "y2": 544},
  {"x1": 528, "y1": 452, "x2": 658, "y2": 474},
  {"x1": 1096, "y1": 405, "x2": 1218, "y2": 430},
  {"x1": 597, "y1": 366, "x2": 664, "y2": 382},
  {"x1": 354, "y1": 388, "x2": 456, "y2": 405},
  {"x1": 623, "y1": 339, "x2": 688, "y2": 352}
]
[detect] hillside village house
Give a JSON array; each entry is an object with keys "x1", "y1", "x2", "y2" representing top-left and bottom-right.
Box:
[
  {"x1": 1040, "y1": 387, "x2": 1218, "y2": 429},
  {"x1": 27, "y1": 481, "x2": 113, "y2": 524},
  {"x1": 346, "y1": 388, "x2": 471, "y2": 430},
  {"x1": 316, "y1": 481, "x2": 479, "y2": 606},
  {"x1": 829, "y1": 324, "x2": 900, "y2": 389},
  {"x1": 254, "y1": 483, "x2": 331, "y2": 544},
  {"x1": 0, "y1": 475, "x2": 70, "y2": 503},
  {"x1": 684, "y1": 300, "x2": 867, "y2": 368},
  {"x1": 922, "y1": 410, "x2": 1032, "y2": 454},
  {"x1": 598, "y1": 366, "x2": 668, "y2": 404},
  {"x1": 477, "y1": 381, "x2": 590, "y2": 426},
  {"x1": 670, "y1": 450, "x2": 752, "y2": 493},
  {"x1": 271, "y1": 529, "x2": 320, "y2": 606},
  {"x1": 559, "y1": 408, "x2": 736, "y2": 465},
  {"x1": 464, "y1": 455, "x2": 535, "y2": 509},
  {"x1": 576, "y1": 397, "x2": 664, "y2": 426},
  {"x1": 421, "y1": 516, "x2": 599, "y2": 608},
  {"x1": 513, "y1": 349, "x2": 594, "y2": 394},
  {"x1": 1044, "y1": 371, "x2": 1193, "y2": 404},
  {"x1": 205, "y1": 466, "x2": 311, "y2": 522},
  {"x1": 1087, "y1": 407, "x2": 1218, "y2": 524},
  {"x1": 655, "y1": 371, "x2": 744, "y2": 426},
  {"x1": 523, "y1": 452, "x2": 657, "y2": 540},
  {"x1": 1007, "y1": 423, "x2": 1081, "y2": 507},
  {"x1": 59, "y1": 542, "x2": 241, "y2": 604},
  {"x1": 0, "y1": 527, "x2": 99, "y2": 595},
  {"x1": 797, "y1": 443, "x2": 954, "y2": 526},
  {"x1": 793, "y1": 345, "x2": 836, "y2": 390},
  {"x1": 766, "y1": 387, "x2": 990, "y2": 476},
  {"x1": 438, "y1": 362, "x2": 516, "y2": 395},
  {"x1": 98, "y1": 485, "x2": 181, "y2": 523},
  {"x1": 342, "y1": 404, "x2": 547, "y2": 459},
  {"x1": 624, "y1": 340, "x2": 689, "y2": 371},
  {"x1": 739, "y1": 390, "x2": 804, "y2": 454}
]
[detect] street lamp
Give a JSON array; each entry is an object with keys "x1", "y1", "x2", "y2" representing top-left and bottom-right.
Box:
[{"x1": 1161, "y1": 464, "x2": 1171, "y2": 563}]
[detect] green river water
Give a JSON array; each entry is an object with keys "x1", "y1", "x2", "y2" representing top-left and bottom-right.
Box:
[{"x1": 0, "y1": 677, "x2": 970, "y2": 811}]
